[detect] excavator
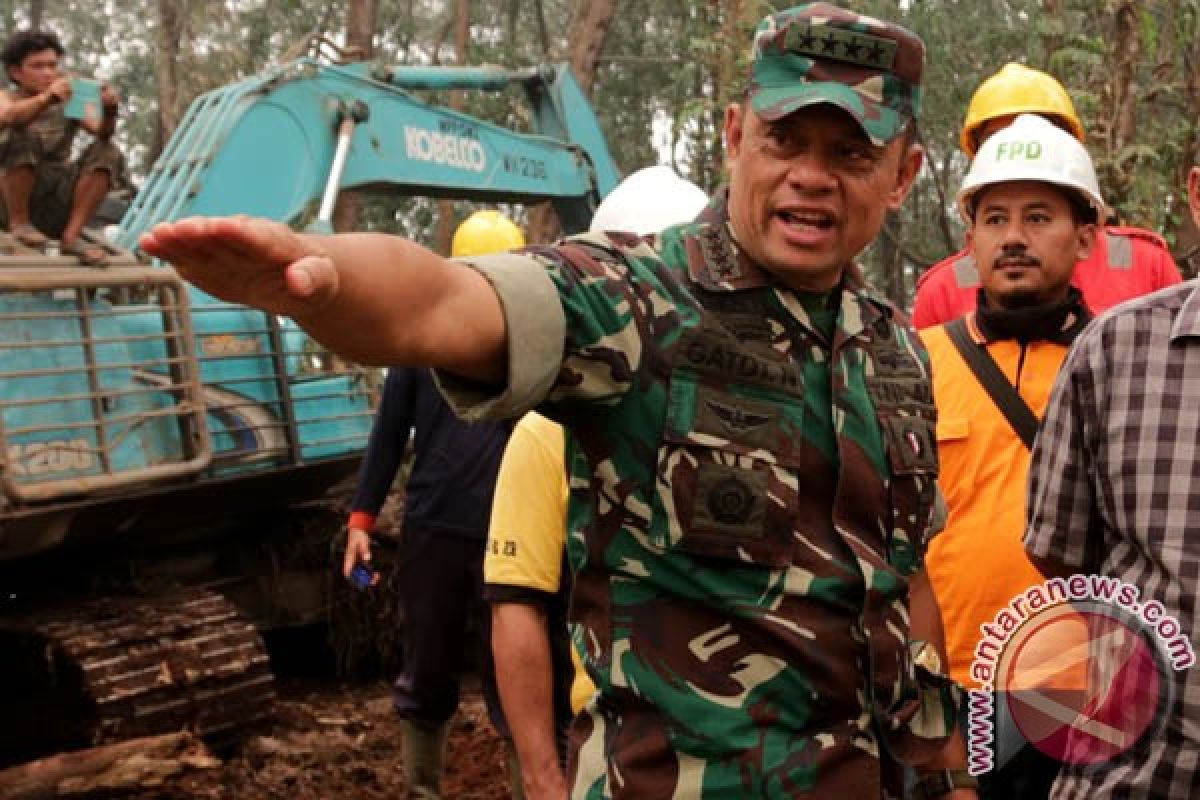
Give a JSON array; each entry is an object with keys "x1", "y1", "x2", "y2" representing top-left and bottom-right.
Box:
[{"x1": 0, "y1": 45, "x2": 620, "y2": 765}]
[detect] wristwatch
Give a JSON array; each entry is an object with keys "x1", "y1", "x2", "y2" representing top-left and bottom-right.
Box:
[{"x1": 912, "y1": 768, "x2": 978, "y2": 799}]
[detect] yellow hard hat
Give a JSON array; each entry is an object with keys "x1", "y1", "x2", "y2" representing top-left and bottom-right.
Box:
[
  {"x1": 451, "y1": 210, "x2": 525, "y2": 258},
  {"x1": 960, "y1": 63, "x2": 1085, "y2": 156}
]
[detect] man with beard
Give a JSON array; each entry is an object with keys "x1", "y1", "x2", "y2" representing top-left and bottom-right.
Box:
[
  {"x1": 921, "y1": 114, "x2": 1103, "y2": 798},
  {"x1": 911, "y1": 63, "x2": 1179, "y2": 328}
]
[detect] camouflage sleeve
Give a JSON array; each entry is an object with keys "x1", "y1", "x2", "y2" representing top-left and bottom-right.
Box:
[
  {"x1": 436, "y1": 237, "x2": 658, "y2": 421},
  {"x1": 887, "y1": 576, "x2": 962, "y2": 762},
  {"x1": 901, "y1": 639, "x2": 963, "y2": 755},
  {"x1": 433, "y1": 252, "x2": 566, "y2": 421},
  {"x1": 539, "y1": 236, "x2": 662, "y2": 409}
]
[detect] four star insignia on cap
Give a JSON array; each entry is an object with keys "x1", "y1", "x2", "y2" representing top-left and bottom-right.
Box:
[
  {"x1": 795, "y1": 29, "x2": 818, "y2": 50},
  {"x1": 784, "y1": 24, "x2": 898, "y2": 70}
]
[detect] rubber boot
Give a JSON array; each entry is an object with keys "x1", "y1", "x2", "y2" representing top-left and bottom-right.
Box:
[{"x1": 400, "y1": 719, "x2": 448, "y2": 800}]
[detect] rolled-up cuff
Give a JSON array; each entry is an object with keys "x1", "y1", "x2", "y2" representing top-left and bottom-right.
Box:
[
  {"x1": 434, "y1": 253, "x2": 565, "y2": 422},
  {"x1": 880, "y1": 639, "x2": 963, "y2": 765}
]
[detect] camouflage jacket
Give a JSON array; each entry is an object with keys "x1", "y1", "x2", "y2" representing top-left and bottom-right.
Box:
[{"x1": 440, "y1": 192, "x2": 956, "y2": 798}]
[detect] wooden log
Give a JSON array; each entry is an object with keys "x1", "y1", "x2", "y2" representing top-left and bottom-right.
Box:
[{"x1": 0, "y1": 732, "x2": 220, "y2": 800}]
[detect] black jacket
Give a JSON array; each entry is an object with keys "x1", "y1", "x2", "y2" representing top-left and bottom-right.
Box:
[{"x1": 350, "y1": 368, "x2": 509, "y2": 538}]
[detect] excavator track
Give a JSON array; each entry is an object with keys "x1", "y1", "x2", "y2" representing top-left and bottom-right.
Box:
[{"x1": 0, "y1": 589, "x2": 274, "y2": 758}]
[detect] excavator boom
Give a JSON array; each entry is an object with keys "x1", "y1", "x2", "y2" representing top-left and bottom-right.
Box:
[{"x1": 118, "y1": 59, "x2": 620, "y2": 246}]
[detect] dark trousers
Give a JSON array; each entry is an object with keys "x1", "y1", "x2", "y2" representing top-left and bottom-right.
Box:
[
  {"x1": 977, "y1": 743, "x2": 1060, "y2": 799},
  {"x1": 962, "y1": 698, "x2": 1061, "y2": 800},
  {"x1": 392, "y1": 526, "x2": 505, "y2": 734}
]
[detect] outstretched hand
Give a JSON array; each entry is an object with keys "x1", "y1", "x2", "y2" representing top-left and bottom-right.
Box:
[
  {"x1": 143, "y1": 215, "x2": 508, "y2": 376},
  {"x1": 140, "y1": 216, "x2": 338, "y2": 319}
]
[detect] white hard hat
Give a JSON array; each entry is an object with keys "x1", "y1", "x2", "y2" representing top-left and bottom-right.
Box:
[
  {"x1": 957, "y1": 113, "x2": 1105, "y2": 224},
  {"x1": 590, "y1": 166, "x2": 708, "y2": 235}
]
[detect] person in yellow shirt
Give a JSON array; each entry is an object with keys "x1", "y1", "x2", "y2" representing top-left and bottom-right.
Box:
[
  {"x1": 484, "y1": 412, "x2": 591, "y2": 799},
  {"x1": 922, "y1": 114, "x2": 1101, "y2": 798},
  {"x1": 484, "y1": 166, "x2": 707, "y2": 800}
]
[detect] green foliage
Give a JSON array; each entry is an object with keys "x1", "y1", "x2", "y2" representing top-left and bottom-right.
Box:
[
  {"x1": 1046, "y1": 0, "x2": 1200, "y2": 270},
  {"x1": 19, "y1": 0, "x2": 1199, "y2": 284}
]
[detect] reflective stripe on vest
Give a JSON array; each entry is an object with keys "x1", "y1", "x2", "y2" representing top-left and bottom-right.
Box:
[
  {"x1": 955, "y1": 233, "x2": 1132, "y2": 288},
  {"x1": 1106, "y1": 232, "x2": 1133, "y2": 270},
  {"x1": 952, "y1": 254, "x2": 980, "y2": 288}
]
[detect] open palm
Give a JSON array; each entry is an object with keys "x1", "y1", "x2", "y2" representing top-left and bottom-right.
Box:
[{"x1": 140, "y1": 216, "x2": 338, "y2": 318}]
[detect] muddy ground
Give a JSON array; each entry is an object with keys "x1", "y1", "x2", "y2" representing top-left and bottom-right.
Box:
[
  {"x1": 125, "y1": 678, "x2": 512, "y2": 800},
  {"x1": 3, "y1": 497, "x2": 516, "y2": 798},
  {"x1": 117, "y1": 560, "x2": 515, "y2": 800}
]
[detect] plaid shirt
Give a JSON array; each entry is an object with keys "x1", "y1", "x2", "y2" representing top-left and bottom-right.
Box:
[{"x1": 1025, "y1": 280, "x2": 1200, "y2": 799}]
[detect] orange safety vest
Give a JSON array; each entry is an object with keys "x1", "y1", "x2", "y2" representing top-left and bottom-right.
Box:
[{"x1": 921, "y1": 316, "x2": 1071, "y2": 688}]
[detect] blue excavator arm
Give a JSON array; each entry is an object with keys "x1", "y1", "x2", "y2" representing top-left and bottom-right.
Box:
[{"x1": 116, "y1": 59, "x2": 621, "y2": 247}]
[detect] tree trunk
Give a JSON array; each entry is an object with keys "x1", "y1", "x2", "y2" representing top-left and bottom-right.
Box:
[
  {"x1": 0, "y1": 732, "x2": 218, "y2": 800},
  {"x1": 400, "y1": 0, "x2": 416, "y2": 62},
  {"x1": 429, "y1": 2, "x2": 457, "y2": 64},
  {"x1": 715, "y1": 0, "x2": 740, "y2": 110},
  {"x1": 28, "y1": 0, "x2": 41, "y2": 30},
  {"x1": 453, "y1": 1, "x2": 470, "y2": 85},
  {"x1": 1173, "y1": 23, "x2": 1200, "y2": 277},
  {"x1": 534, "y1": 0, "x2": 550, "y2": 56},
  {"x1": 1040, "y1": 0, "x2": 1063, "y2": 67},
  {"x1": 917, "y1": 127, "x2": 957, "y2": 257},
  {"x1": 434, "y1": 0, "x2": 470, "y2": 256},
  {"x1": 1112, "y1": 2, "x2": 1140, "y2": 158},
  {"x1": 1152, "y1": 1, "x2": 1175, "y2": 86},
  {"x1": 708, "y1": 0, "x2": 731, "y2": 178},
  {"x1": 151, "y1": 0, "x2": 186, "y2": 166},
  {"x1": 1103, "y1": 1, "x2": 1140, "y2": 215},
  {"x1": 332, "y1": 0, "x2": 378, "y2": 232},
  {"x1": 344, "y1": 0, "x2": 377, "y2": 60},
  {"x1": 711, "y1": 0, "x2": 759, "y2": 171},
  {"x1": 877, "y1": 211, "x2": 905, "y2": 307},
  {"x1": 528, "y1": 0, "x2": 619, "y2": 244},
  {"x1": 690, "y1": 63, "x2": 716, "y2": 192},
  {"x1": 506, "y1": 0, "x2": 520, "y2": 54},
  {"x1": 565, "y1": 0, "x2": 618, "y2": 97}
]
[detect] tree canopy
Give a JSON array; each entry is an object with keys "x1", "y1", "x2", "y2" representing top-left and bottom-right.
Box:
[{"x1": 6, "y1": 0, "x2": 1197, "y2": 299}]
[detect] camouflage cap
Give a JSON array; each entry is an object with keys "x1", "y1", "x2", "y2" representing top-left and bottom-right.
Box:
[{"x1": 747, "y1": 3, "x2": 925, "y2": 145}]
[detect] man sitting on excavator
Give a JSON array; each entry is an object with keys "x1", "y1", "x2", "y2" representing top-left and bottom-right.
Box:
[{"x1": 0, "y1": 30, "x2": 124, "y2": 265}]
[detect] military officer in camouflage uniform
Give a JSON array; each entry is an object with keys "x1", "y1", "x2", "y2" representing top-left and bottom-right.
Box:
[{"x1": 141, "y1": 5, "x2": 973, "y2": 797}]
